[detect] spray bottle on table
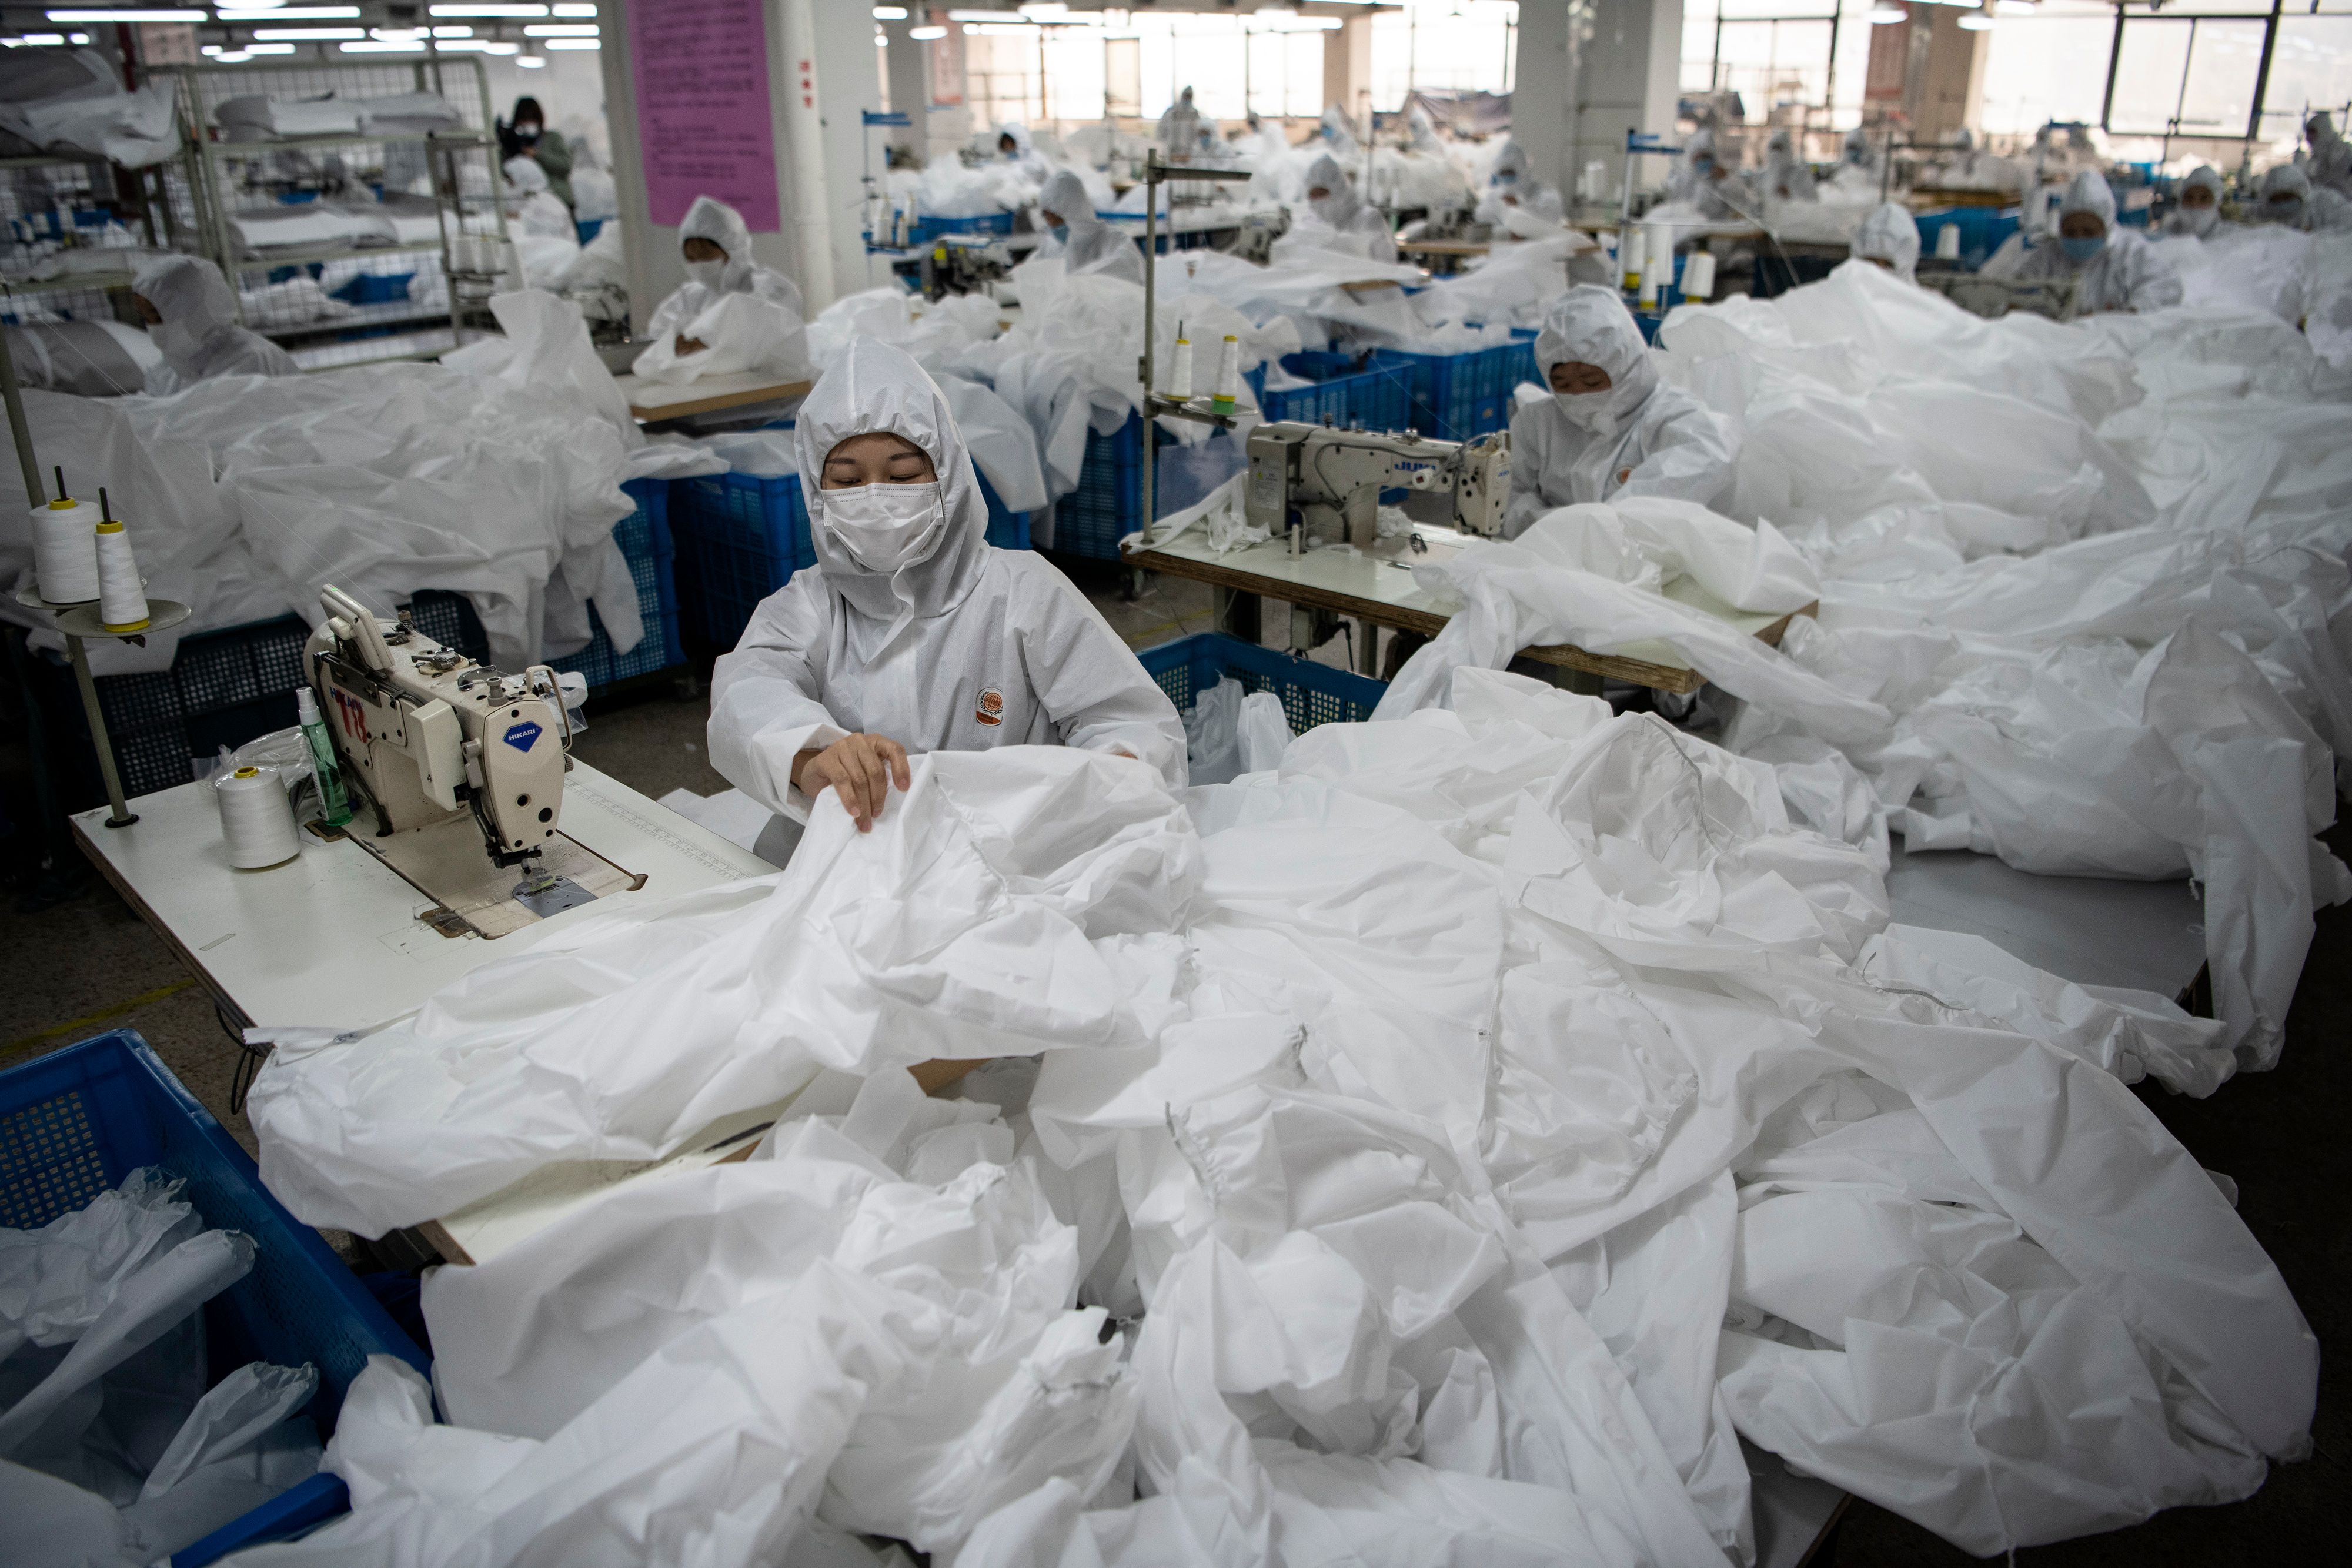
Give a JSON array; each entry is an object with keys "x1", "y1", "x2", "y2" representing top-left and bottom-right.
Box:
[{"x1": 295, "y1": 686, "x2": 353, "y2": 828}]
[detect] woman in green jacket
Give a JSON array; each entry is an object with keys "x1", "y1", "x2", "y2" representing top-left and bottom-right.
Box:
[{"x1": 499, "y1": 96, "x2": 574, "y2": 212}]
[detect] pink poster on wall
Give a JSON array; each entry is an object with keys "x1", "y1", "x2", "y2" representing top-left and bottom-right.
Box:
[{"x1": 630, "y1": 0, "x2": 779, "y2": 233}]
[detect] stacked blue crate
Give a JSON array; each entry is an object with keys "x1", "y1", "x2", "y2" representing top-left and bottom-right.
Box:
[{"x1": 549, "y1": 477, "x2": 687, "y2": 691}]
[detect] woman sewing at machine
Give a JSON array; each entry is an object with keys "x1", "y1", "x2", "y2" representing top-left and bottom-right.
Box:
[
  {"x1": 706, "y1": 340, "x2": 1184, "y2": 863},
  {"x1": 1501, "y1": 286, "x2": 1740, "y2": 535}
]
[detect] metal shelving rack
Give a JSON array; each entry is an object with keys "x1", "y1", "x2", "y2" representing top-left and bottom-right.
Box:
[
  {"x1": 168, "y1": 57, "x2": 511, "y2": 372},
  {"x1": 1, "y1": 145, "x2": 201, "y2": 329}
]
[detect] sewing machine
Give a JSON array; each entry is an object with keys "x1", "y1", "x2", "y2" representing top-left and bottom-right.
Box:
[
  {"x1": 306, "y1": 584, "x2": 639, "y2": 937},
  {"x1": 1230, "y1": 207, "x2": 1288, "y2": 263},
  {"x1": 1244, "y1": 420, "x2": 1512, "y2": 552}
]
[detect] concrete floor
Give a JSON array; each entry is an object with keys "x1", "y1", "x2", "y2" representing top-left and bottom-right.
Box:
[{"x1": 1, "y1": 564, "x2": 2341, "y2": 1562}]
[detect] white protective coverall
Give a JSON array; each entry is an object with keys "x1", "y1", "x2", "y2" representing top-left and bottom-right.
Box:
[
  {"x1": 2307, "y1": 111, "x2": 2352, "y2": 198},
  {"x1": 1298, "y1": 151, "x2": 1398, "y2": 263},
  {"x1": 994, "y1": 121, "x2": 1050, "y2": 188},
  {"x1": 1762, "y1": 128, "x2": 1817, "y2": 202},
  {"x1": 708, "y1": 340, "x2": 1185, "y2": 857},
  {"x1": 1157, "y1": 87, "x2": 1201, "y2": 162},
  {"x1": 2012, "y1": 170, "x2": 2184, "y2": 313},
  {"x1": 2257, "y1": 163, "x2": 2352, "y2": 233},
  {"x1": 1473, "y1": 138, "x2": 1565, "y2": 227},
  {"x1": 636, "y1": 195, "x2": 809, "y2": 382},
  {"x1": 130, "y1": 253, "x2": 296, "y2": 395},
  {"x1": 1670, "y1": 128, "x2": 1754, "y2": 223},
  {"x1": 500, "y1": 154, "x2": 574, "y2": 239},
  {"x1": 1840, "y1": 125, "x2": 1879, "y2": 177},
  {"x1": 1033, "y1": 168, "x2": 1142, "y2": 283},
  {"x1": 1852, "y1": 201, "x2": 1920, "y2": 279},
  {"x1": 2160, "y1": 165, "x2": 2226, "y2": 238},
  {"x1": 1501, "y1": 285, "x2": 1740, "y2": 536}
]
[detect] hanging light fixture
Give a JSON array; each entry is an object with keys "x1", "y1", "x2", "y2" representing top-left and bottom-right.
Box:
[{"x1": 1868, "y1": 4, "x2": 1908, "y2": 22}]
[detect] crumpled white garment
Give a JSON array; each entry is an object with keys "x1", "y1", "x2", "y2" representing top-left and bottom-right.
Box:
[
  {"x1": 249, "y1": 747, "x2": 1204, "y2": 1236},
  {"x1": 1374, "y1": 506, "x2": 1883, "y2": 743},
  {"x1": 236, "y1": 690, "x2": 2320, "y2": 1564}
]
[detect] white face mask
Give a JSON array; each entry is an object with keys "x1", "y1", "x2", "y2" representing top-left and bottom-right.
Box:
[
  {"x1": 684, "y1": 257, "x2": 728, "y2": 290},
  {"x1": 1553, "y1": 387, "x2": 1619, "y2": 434},
  {"x1": 824, "y1": 481, "x2": 947, "y2": 573},
  {"x1": 151, "y1": 315, "x2": 205, "y2": 365},
  {"x1": 2183, "y1": 206, "x2": 2219, "y2": 236}
]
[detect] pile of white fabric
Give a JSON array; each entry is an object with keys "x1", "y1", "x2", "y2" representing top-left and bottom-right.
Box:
[
  {"x1": 6, "y1": 1168, "x2": 325, "y2": 1567},
  {"x1": 0, "y1": 48, "x2": 177, "y2": 168},
  {"x1": 243, "y1": 714, "x2": 2313, "y2": 1564},
  {"x1": 0, "y1": 291, "x2": 664, "y2": 676},
  {"x1": 212, "y1": 92, "x2": 459, "y2": 142},
  {"x1": 1379, "y1": 258, "x2": 2352, "y2": 1079}
]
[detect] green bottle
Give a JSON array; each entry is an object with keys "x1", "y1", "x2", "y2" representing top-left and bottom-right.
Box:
[{"x1": 294, "y1": 686, "x2": 353, "y2": 827}]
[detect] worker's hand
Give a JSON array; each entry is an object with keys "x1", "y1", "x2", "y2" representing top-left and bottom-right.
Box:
[
  {"x1": 675, "y1": 334, "x2": 709, "y2": 355},
  {"x1": 794, "y1": 734, "x2": 911, "y2": 833}
]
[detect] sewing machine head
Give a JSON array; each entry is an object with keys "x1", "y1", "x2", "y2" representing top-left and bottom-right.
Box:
[
  {"x1": 305, "y1": 585, "x2": 570, "y2": 870},
  {"x1": 1245, "y1": 420, "x2": 1512, "y2": 548}
]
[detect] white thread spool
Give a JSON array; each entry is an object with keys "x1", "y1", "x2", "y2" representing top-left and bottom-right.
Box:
[
  {"x1": 1168, "y1": 335, "x2": 1194, "y2": 400},
  {"x1": 1936, "y1": 221, "x2": 1963, "y2": 261},
  {"x1": 215, "y1": 764, "x2": 300, "y2": 870},
  {"x1": 1682, "y1": 250, "x2": 1717, "y2": 302},
  {"x1": 31, "y1": 497, "x2": 98, "y2": 603},
  {"x1": 1210, "y1": 334, "x2": 1240, "y2": 412},
  {"x1": 1619, "y1": 225, "x2": 1644, "y2": 292},
  {"x1": 93, "y1": 516, "x2": 148, "y2": 633},
  {"x1": 1638, "y1": 236, "x2": 1664, "y2": 307}
]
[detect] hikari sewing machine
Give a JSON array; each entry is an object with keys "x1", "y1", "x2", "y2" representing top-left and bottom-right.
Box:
[
  {"x1": 306, "y1": 584, "x2": 639, "y2": 937},
  {"x1": 1244, "y1": 420, "x2": 1513, "y2": 552}
]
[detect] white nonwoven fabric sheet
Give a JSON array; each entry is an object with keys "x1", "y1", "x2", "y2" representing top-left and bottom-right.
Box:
[{"x1": 243, "y1": 673, "x2": 2316, "y2": 1565}]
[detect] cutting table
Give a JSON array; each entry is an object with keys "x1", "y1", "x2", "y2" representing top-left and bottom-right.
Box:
[{"x1": 1124, "y1": 521, "x2": 1812, "y2": 693}]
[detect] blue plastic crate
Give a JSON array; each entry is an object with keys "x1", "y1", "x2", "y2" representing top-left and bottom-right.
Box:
[
  {"x1": 1056, "y1": 413, "x2": 1147, "y2": 562},
  {"x1": 576, "y1": 217, "x2": 604, "y2": 246},
  {"x1": 1245, "y1": 351, "x2": 1415, "y2": 431},
  {"x1": 908, "y1": 211, "x2": 1015, "y2": 244},
  {"x1": 0, "y1": 1029, "x2": 432, "y2": 1566},
  {"x1": 327, "y1": 271, "x2": 412, "y2": 305},
  {"x1": 1136, "y1": 632, "x2": 1387, "y2": 735},
  {"x1": 1369, "y1": 330, "x2": 1540, "y2": 441},
  {"x1": 549, "y1": 477, "x2": 686, "y2": 691},
  {"x1": 52, "y1": 613, "x2": 318, "y2": 804},
  {"x1": 669, "y1": 469, "x2": 813, "y2": 651},
  {"x1": 1912, "y1": 207, "x2": 2020, "y2": 273}
]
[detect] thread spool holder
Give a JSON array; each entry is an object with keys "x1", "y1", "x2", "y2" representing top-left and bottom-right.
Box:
[{"x1": 14, "y1": 589, "x2": 194, "y2": 829}]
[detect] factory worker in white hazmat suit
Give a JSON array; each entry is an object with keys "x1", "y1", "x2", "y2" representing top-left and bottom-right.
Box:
[
  {"x1": 1297, "y1": 151, "x2": 1398, "y2": 262},
  {"x1": 131, "y1": 254, "x2": 296, "y2": 394},
  {"x1": 499, "y1": 155, "x2": 574, "y2": 239},
  {"x1": 1853, "y1": 201, "x2": 1920, "y2": 280},
  {"x1": 636, "y1": 195, "x2": 808, "y2": 382},
  {"x1": 1501, "y1": 285, "x2": 1740, "y2": 536},
  {"x1": 2161, "y1": 165, "x2": 2226, "y2": 238},
  {"x1": 1762, "y1": 128, "x2": 1816, "y2": 201},
  {"x1": 1474, "y1": 138, "x2": 1563, "y2": 226},
  {"x1": 2307, "y1": 112, "x2": 2352, "y2": 199},
  {"x1": 993, "y1": 122, "x2": 1049, "y2": 187},
  {"x1": 1671, "y1": 128, "x2": 1752, "y2": 222},
  {"x1": 709, "y1": 340, "x2": 1185, "y2": 858},
  {"x1": 1841, "y1": 125, "x2": 1878, "y2": 176},
  {"x1": 1158, "y1": 87, "x2": 1201, "y2": 162},
  {"x1": 1033, "y1": 168, "x2": 1142, "y2": 282},
  {"x1": 2256, "y1": 163, "x2": 2352, "y2": 232},
  {"x1": 2008, "y1": 169, "x2": 2181, "y2": 312}
]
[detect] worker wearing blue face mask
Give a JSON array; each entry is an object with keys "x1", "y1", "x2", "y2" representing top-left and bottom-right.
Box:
[
  {"x1": 1500, "y1": 286, "x2": 1739, "y2": 537},
  {"x1": 1033, "y1": 168, "x2": 1142, "y2": 282},
  {"x1": 708, "y1": 340, "x2": 1183, "y2": 858},
  {"x1": 2012, "y1": 170, "x2": 2180, "y2": 313},
  {"x1": 1474, "y1": 138, "x2": 1563, "y2": 227}
]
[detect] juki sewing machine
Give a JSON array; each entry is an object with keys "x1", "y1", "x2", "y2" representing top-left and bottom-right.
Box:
[
  {"x1": 1244, "y1": 420, "x2": 1512, "y2": 553},
  {"x1": 306, "y1": 584, "x2": 638, "y2": 937}
]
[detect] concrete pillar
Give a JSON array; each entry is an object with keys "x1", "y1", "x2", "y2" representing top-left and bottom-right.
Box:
[
  {"x1": 1569, "y1": 0, "x2": 1683, "y2": 200},
  {"x1": 600, "y1": 0, "x2": 883, "y2": 330},
  {"x1": 1512, "y1": 1, "x2": 1579, "y2": 198},
  {"x1": 1912, "y1": 9, "x2": 1989, "y2": 142},
  {"x1": 882, "y1": 18, "x2": 928, "y2": 160},
  {"x1": 1322, "y1": 12, "x2": 1372, "y2": 126}
]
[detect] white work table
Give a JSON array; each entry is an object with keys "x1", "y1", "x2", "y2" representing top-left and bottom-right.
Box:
[
  {"x1": 72, "y1": 761, "x2": 775, "y2": 1032},
  {"x1": 1127, "y1": 522, "x2": 1808, "y2": 693}
]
